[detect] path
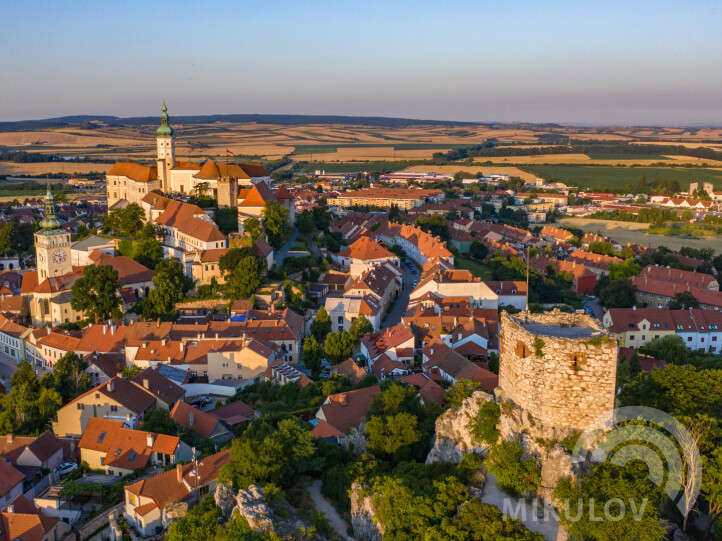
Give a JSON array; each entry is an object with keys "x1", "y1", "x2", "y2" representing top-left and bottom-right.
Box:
[
  {"x1": 307, "y1": 480, "x2": 353, "y2": 541},
  {"x1": 381, "y1": 261, "x2": 415, "y2": 329},
  {"x1": 274, "y1": 229, "x2": 300, "y2": 268},
  {"x1": 481, "y1": 473, "x2": 566, "y2": 541}
]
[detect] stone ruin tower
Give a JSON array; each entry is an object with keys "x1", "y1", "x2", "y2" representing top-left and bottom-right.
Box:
[{"x1": 498, "y1": 309, "x2": 617, "y2": 434}]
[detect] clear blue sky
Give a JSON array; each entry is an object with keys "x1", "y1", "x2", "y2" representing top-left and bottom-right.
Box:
[{"x1": 2, "y1": 0, "x2": 721, "y2": 125}]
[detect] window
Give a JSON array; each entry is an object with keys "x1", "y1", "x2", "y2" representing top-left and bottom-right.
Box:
[
  {"x1": 629, "y1": 335, "x2": 635, "y2": 340},
  {"x1": 338, "y1": 317, "x2": 343, "y2": 324},
  {"x1": 110, "y1": 405, "x2": 117, "y2": 412},
  {"x1": 641, "y1": 335, "x2": 646, "y2": 341},
  {"x1": 129, "y1": 451, "x2": 137, "y2": 461},
  {"x1": 687, "y1": 336, "x2": 693, "y2": 342}
]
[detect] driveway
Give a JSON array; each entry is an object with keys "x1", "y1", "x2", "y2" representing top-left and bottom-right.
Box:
[{"x1": 381, "y1": 261, "x2": 415, "y2": 329}]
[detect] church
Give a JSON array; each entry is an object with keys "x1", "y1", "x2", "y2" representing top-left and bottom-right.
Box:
[
  {"x1": 106, "y1": 103, "x2": 271, "y2": 209},
  {"x1": 21, "y1": 187, "x2": 155, "y2": 327}
]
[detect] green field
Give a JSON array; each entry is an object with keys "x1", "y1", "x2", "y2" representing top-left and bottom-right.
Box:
[
  {"x1": 524, "y1": 165, "x2": 722, "y2": 190},
  {"x1": 454, "y1": 257, "x2": 492, "y2": 280}
]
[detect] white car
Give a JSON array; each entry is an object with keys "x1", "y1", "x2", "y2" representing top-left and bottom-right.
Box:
[{"x1": 57, "y1": 462, "x2": 78, "y2": 476}]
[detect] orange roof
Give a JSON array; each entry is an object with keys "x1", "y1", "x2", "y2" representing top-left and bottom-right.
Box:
[
  {"x1": 311, "y1": 419, "x2": 344, "y2": 440},
  {"x1": 108, "y1": 162, "x2": 158, "y2": 183},
  {"x1": 0, "y1": 459, "x2": 25, "y2": 498},
  {"x1": 338, "y1": 236, "x2": 396, "y2": 261},
  {"x1": 170, "y1": 401, "x2": 224, "y2": 440},
  {"x1": 319, "y1": 385, "x2": 381, "y2": 434},
  {"x1": 0, "y1": 495, "x2": 59, "y2": 541},
  {"x1": 65, "y1": 377, "x2": 157, "y2": 415},
  {"x1": 79, "y1": 417, "x2": 180, "y2": 470},
  {"x1": 89, "y1": 253, "x2": 154, "y2": 285},
  {"x1": 199, "y1": 248, "x2": 228, "y2": 263},
  {"x1": 125, "y1": 449, "x2": 230, "y2": 510},
  {"x1": 38, "y1": 332, "x2": 82, "y2": 351},
  {"x1": 154, "y1": 200, "x2": 225, "y2": 243},
  {"x1": 238, "y1": 181, "x2": 276, "y2": 207}
]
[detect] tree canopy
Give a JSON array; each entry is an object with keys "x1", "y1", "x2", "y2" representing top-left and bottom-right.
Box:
[{"x1": 70, "y1": 264, "x2": 122, "y2": 323}]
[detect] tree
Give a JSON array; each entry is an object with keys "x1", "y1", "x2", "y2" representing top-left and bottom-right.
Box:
[
  {"x1": 302, "y1": 336, "x2": 323, "y2": 378},
  {"x1": 312, "y1": 197, "x2": 332, "y2": 231},
  {"x1": 51, "y1": 352, "x2": 90, "y2": 402},
  {"x1": 608, "y1": 258, "x2": 641, "y2": 280},
  {"x1": 0, "y1": 362, "x2": 62, "y2": 435},
  {"x1": 598, "y1": 277, "x2": 637, "y2": 308},
  {"x1": 70, "y1": 265, "x2": 122, "y2": 323},
  {"x1": 310, "y1": 307, "x2": 332, "y2": 342},
  {"x1": 121, "y1": 365, "x2": 142, "y2": 379},
  {"x1": 324, "y1": 330, "x2": 353, "y2": 365},
  {"x1": 142, "y1": 258, "x2": 193, "y2": 320},
  {"x1": 219, "y1": 247, "x2": 256, "y2": 273},
  {"x1": 588, "y1": 241, "x2": 615, "y2": 256},
  {"x1": 445, "y1": 379, "x2": 478, "y2": 408},
  {"x1": 140, "y1": 408, "x2": 182, "y2": 436},
  {"x1": 469, "y1": 241, "x2": 489, "y2": 261},
  {"x1": 224, "y1": 255, "x2": 261, "y2": 299},
  {"x1": 296, "y1": 210, "x2": 314, "y2": 236},
  {"x1": 486, "y1": 441, "x2": 541, "y2": 496},
  {"x1": 243, "y1": 217, "x2": 262, "y2": 244},
  {"x1": 262, "y1": 201, "x2": 289, "y2": 249},
  {"x1": 702, "y1": 448, "x2": 722, "y2": 538},
  {"x1": 134, "y1": 237, "x2": 163, "y2": 269},
  {"x1": 555, "y1": 462, "x2": 665, "y2": 541},
  {"x1": 639, "y1": 335, "x2": 690, "y2": 364},
  {"x1": 166, "y1": 496, "x2": 223, "y2": 541},
  {"x1": 366, "y1": 412, "x2": 421, "y2": 457},
  {"x1": 220, "y1": 417, "x2": 315, "y2": 489},
  {"x1": 669, "y1": 290, "x2": 700, "y2": 310},
  {"x1": 349, "y1": 314, "x2": 373, "y2": 343}
]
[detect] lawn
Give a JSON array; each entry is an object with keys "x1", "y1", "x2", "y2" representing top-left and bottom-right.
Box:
[
  {"x1": 524, "y1": 165, "x2": 722, "y2": 190},
  {"x1": 454, "y1": 257, "x2": 493, "y2": 280}
]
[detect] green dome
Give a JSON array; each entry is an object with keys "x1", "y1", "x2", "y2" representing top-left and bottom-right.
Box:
[
  {"x1": 40, "y1": 185, "x2": 61, "y2": 229},
  {"x1": 156, "y1": 102, "x2": 174, "y2": 138}
]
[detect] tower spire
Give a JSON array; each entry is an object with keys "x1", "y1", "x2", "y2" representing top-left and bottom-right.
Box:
[{"x1": 40, "y1": 182, "x2": 61, "y2": 230}]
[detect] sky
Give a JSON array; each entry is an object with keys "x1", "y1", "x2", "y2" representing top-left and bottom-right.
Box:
[{"x1": 2, "y1": 0, "x2": 722, "y2": 125}]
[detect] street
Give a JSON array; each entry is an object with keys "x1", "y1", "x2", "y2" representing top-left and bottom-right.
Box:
[{"x1": 381, "y1": 261, "x2": 416, "y2": 329}]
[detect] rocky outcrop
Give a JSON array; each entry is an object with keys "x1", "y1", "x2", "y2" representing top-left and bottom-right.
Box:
[
  {"x1": 350, "y1": 483, "x2": 383, "y2": 541},
  {"x1": 426, "y1": 390, "x2": 494, "y2": 463},
  {"x1": 236, "y1": 485, "x2": 276, "y2": 534},
  {"x1": 214, "y1": 484, "x2": 275, "y2": 534},
  {"x1": 539, "y1": 444, "x2": 577, "y2": 504}
]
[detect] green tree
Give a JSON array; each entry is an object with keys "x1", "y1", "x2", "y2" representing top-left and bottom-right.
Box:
[
  {"x1": 702, "y1": 448, "x2": 722, "y2": 538},
  {"x1": 669, "y1": 290, "x2": 700, "y2": 310},
  {"x1": 51, "y1": 352, "x2": 90, "y2": 402},
  {"x1": 598, "y1": 278, "x2": 637, "y2": 308},
  {"x1": 142, "y1": 258, "x2": 194, "y2": 320},
  {"x1": 608, "y1": 258, "x2": 641, "y2": 280},
  {"x1": 262, "y1": 201, "x2": 289, "y2": 249},
  {"x1": 296, "y1": 210, "x2": 314, "y2": 236},
  {"x1": 366, "y1": 412, "x2": 421, "y2": 457},
  {"x1": 302, "y1": 336, "x2": 323, "y2": 378},
  {"x1": 639, "y1": 335, "x2": 689, "y2": 364},
  {"x1": 224, "y1": 255, "x2": 261, "y2": 299},
  {"x1": 140, "y1": 408, "x2": 182, "y2": 436},
  {"x1": 555, "y1": 463, "x2": 665, "y2": 541},
  {"x1": 220, "y1": 417, "x2": 315, "y2": 488},
  {"x1": 588, "y1": 241, "x2": 615, "y2": 256},
  {"x1": 166, "y1": 496, "x2": 223, "y2": 541},
  {"x1": 468, "y1": 400, "x2": 500, "y2": 445},
  {"x1": 310, "y1": 307, "x2": 332, "y2": 342},
  {"x1": 70, "y1": 265, "x2": 122, "y2": 323},
  {"x1": 445, "y1": 379, "x2": 478, "y2": 408},
  {"x1": 134, "y1": 237, "x2": 164, "y2": 269},
  {"x1": 0, "y1": 362, "x2": 62, "y2": 434},
  {"x1": 349, "y1": 314, "x2": 373, "y2": 343},
  {"x1": 324, "y1": 330, "x2": 353, "y2": 365},
  {"x1": 312, "y1": 198, "x2": 332, "y2": 231},
  {"x1": 486, "y1": 441, "x2": 541, "y2": 496},
  {"x1": 121, "y1": 365, "x2": 142, "y2": 379},
  {"x1": 243, "y1": 217, "x2": 262, "y2": 244},
  {"x1": 469, "y1": 241, "x2": 489, "y2": 261}
]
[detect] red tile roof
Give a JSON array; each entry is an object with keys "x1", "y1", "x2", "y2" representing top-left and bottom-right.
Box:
[{"x1": 318, "y1": 385, "x2": 381, "y2": 434}]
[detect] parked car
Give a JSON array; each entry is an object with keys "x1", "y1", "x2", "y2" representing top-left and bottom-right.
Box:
[
  {"x1": 413, "y1": 280, "x2": 418, "y2": 286},
  {"x1": 57, "y1": 463, "x2": 78, "y2": 476}
]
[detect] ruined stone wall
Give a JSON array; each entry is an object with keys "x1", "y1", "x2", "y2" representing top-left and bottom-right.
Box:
[{"x1": 499, "y1": 310, "x2": 617, "y2": 431}]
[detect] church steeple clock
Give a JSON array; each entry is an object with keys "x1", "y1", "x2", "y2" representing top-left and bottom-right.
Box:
[
  {"x1": 34, "y1": 184, "x2": 72, "y2": 279},
  {"x1": 156, "y1": 101, "x2": 175, "y2": 193}
]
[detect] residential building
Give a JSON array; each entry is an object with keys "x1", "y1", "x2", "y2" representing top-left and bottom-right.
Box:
[
  {"x1": 0, "y1": 494, "x2": 69, "y2": 541},
  {"x1": 169, "y1": 401, "x2": 232, "y2": 443},
  {"x1": 333, "y1": 236, "x2": 399, "y2": 278},
  {"x1": 327, "y1": 188, "x2": 444, "y2": 210},
  {"x1": 422, "y1": 339, "x2": 498, "y2": 390},
  {"x1": 314, "y1": 386, "x2": 382, "y2": 435}
]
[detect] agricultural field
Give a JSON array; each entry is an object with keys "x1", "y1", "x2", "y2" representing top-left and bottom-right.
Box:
[
  {"x1": 524, "y1": 165, "x2": 722, "y2": 190},
  {"x1": 559, "y1": 218, "x2": 722, "y2": 252}
]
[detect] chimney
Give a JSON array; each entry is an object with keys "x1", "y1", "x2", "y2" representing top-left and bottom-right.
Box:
[
  {"x1": 633, "y1": 306, "x2": 636, "y2": 311},
  {"x1": 189, "y1": 412, "x2": 194, "y2": 427},
  {"x1": 6, "y1": 505, "x2": 13, "y2": 513},
  {"x1": 103, "y1": 324, "x2": 108, "y2": 335},
  {"x1": 143, "y1": 378, "x2": 149, "y2": 389},
  {"x1": 146, "y1": 433, "x2": 154, "y2": 448},
  {"x1": 430, "y1": 348, "x2": 434, "y2": 356},
  {"x1": 111, "y1": 325, "x2": 116, "y2": 335},
  {"x1": 157, "y1": 318, "x2": 161, "y2": 328},
  {"x1": 180, "y1": 342, "x2": 184, "y2": 351},
  {"x1": 161, "y1": 338, "x2": 167, "y2": 346},
  {"x1": 6, "y1": 434, "x2": 12, "y2": 444},
  {"x1": 107, "y1": 380, "x2": 115, "y2": 392},
  {"x1": 176, "y1": 464, "x2": 183, "y2": 483},
  {"x1": 339, "y1": 394, "x2": 348, "y2": 406}
]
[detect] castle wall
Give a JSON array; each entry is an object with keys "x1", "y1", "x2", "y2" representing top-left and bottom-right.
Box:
[{"x1": 499, "y1": 310, "x2": 617, "y2": 431}]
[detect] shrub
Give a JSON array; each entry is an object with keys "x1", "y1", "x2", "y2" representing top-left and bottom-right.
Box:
[
  {"x1": 467, "y1": 400, "x2": 500, "y2": 445},
  {"x1": 486, "y1": 441, "x2": 541, "y2": 496}
]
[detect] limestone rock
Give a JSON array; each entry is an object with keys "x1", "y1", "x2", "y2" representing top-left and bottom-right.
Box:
[
  {"x1": 350, "y1": 483, "x2": 383, "y2": 541},
  {"x1": 426, "y1": 436, "x2": 464, "y2": 464},
  {"x1": 431, "y1": 390, "x2": 494, "y2": 453},
  {"x1": 214, "y1": 483, "x2": 237, "y2": 518},
  {"x1": 539, "y1": 444, "x2": 577, "y2": 503},
  {"x1": 236, "y1": 485, "x2": 275, "y2": 534}
]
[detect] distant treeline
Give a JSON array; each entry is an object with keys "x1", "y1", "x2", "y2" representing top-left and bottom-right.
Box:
[
  {"x1": 0, "y1": 150, "x2": 112, "y2": 164},
  {"x1": 433, "y1": 143, "x2": 722, "y2": 162}
]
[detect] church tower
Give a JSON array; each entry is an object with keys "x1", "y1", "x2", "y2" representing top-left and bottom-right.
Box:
[
  {"x1": 156, "y1": 101, "x2": 175, "y2": 193},
  {"x1": 34, "y1": 185, "x2": 72, "y2": 280}
]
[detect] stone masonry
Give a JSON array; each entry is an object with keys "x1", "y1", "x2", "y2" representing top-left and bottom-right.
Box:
[{"x1": 498, "y1": 309, "x2": 617, "y2": 431}]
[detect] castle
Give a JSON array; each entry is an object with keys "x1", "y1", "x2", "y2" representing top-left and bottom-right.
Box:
[
  {"x1": 106, "y1": 103, "x2": 271, "y2": 209},
  {"x1": 498, "y1": 310, "x2": 617, "y2": 432}
]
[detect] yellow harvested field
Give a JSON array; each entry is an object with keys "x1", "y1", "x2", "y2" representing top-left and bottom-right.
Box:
[
  {"x1": 402, "y1": 164, "x2": 538, "y2": 182},
  {"x1": 476, "y1": 153, "x2": 592, "y2": 164},
  {"x1": 292, "y1": 147, "x2": 452, "y2": 161},
  {"x1": 0, "y1": 162, "x2": 113, "y2": 176}
]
